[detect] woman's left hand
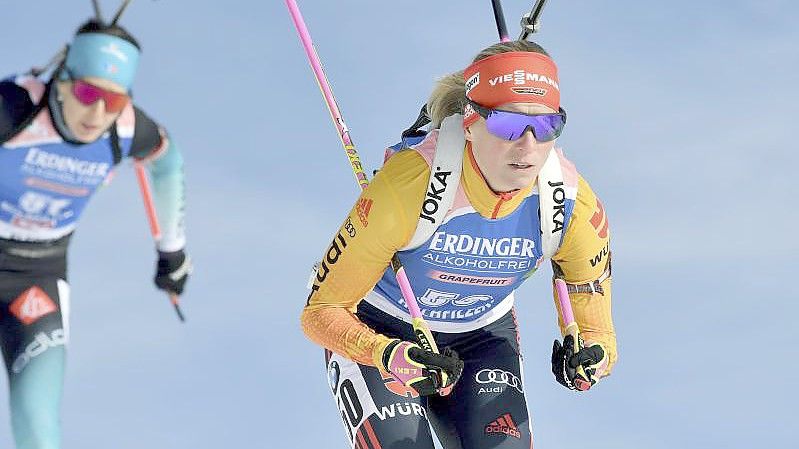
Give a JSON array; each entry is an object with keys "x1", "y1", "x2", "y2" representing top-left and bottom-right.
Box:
[
  {"x1": 551, "y1": 335, "x2": 607, "y2": 391},
  {"x1": 154, "y1": 249, "x2": 192, "y2": 295}
]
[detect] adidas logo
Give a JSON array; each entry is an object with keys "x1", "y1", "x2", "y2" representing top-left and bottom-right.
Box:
[{"x1": 484, "y1": 413, "x2": 521, "y2": 439}]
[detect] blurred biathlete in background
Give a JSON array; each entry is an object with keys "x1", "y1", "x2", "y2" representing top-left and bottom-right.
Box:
[
  {"x1": 0, "y1": 3, "x2": 190, "y2": 448},
  {"x1": 301, "y1": 39, "x2": 617, "y2": 449}
]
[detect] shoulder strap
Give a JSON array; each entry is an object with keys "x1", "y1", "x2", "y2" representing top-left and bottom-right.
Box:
[
  {"x1": 109, "y1": 123, "x2": 123, "y2": 165},
  {"x1": 400, "y1": 114, "x2": 464, "y2": 251},
  {"x1": 537, "y1": 149, "x2": 566, "y2": 259},
  {"x1": 399, "y1": 119, "x2": 569, "y2": 259},
  {"x1": 0, "y1": 80, "x2": 52, "y2": 145}
]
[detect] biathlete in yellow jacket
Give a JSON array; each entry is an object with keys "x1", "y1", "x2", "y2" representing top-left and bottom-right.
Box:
[{"x1": 302, "y1": 40, "x2": 617, "y2": 449}]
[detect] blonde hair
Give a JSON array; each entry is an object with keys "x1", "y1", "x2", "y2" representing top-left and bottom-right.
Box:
[{"x1": 426, "y1": 41, "x2": 551, "y2": 128}]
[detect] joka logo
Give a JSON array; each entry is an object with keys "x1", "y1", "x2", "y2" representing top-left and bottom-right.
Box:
[
  {"x1": 356, "y1": 198, "x2": 373, "y2": 227},
  {"x1": 307, "y1": 218, "x2": 357, "y2": 301},
  {"x1": 590, "y1": 198, "x2": 609, "y2": 238},
  {"x1": 549, "y1": 180, "x2": 565, "y2": 233},
  {"x1": 380, "y1": 371, "x2": 419, "y2": 398},
  {"x1": 419, "y1": 167, "x2": 452, "y2": 224},
  {"x1": 485, "y1": 413, "x2": 521, "y2": 439},
  {"x1": 9, "y1": 286, "x2": 57, "y2": 325}
]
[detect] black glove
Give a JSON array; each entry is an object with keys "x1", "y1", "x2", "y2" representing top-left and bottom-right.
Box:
[
  {"x1": 551, "y1": 334, "x2": 605, "y2": 391},
  {"x1": 382, "y1": 340, "x2": 464, "y2": 396},
  {"x1": 154, "y1": 249, "x2": 192, "y2": 295}
]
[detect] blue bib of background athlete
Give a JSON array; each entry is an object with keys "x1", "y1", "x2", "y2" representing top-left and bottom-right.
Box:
[
  {"x1": 375, "y1": 196, "x2": 546, "y2": 324},
  {"x1": 0, "y1": 137, "x2": 126, "y2": 235}
]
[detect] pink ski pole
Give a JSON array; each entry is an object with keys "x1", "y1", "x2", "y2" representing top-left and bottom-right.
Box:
[
  {"x1": 286, "y1": 0, "x2": 447, "y2": 386},
  {"x1": 554, "y1": 278, "x2": 591, "y2": 390}
]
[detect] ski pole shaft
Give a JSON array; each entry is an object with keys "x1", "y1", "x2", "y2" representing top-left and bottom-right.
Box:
[
  {"x1": 134, "y1": 162, "x2": 161, "y2": 240},
  {"x1": 111, "y1": 0, "x2": 133, "y2": 26},
  {"x1": 491, "y1": 0, "x2": 511, "y2": 42},
  {"x1": 284, "y1": 0, "x2": 369, "y2": 190},
  {"x1": 519, "y1": 0, "x2": 549, "y2": 40},
  {"x1": 392, "y1": 261, "x2": 440, "y2": 355},
  {"x1": 134, "y1": 162, "x2": 186, "y2": 323},
  {"x1": 169, "y1": 293, "x2": 185, "y2": 321},
  {"x1": 286, "y1": 0, "x2": 446, "y2": 385}
]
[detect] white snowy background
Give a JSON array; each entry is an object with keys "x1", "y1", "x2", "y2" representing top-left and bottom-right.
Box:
[{"x1": 1, "y1": 1, "x2": 797, "y2": 448}]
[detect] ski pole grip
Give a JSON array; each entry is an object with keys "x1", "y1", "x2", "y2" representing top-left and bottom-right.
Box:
[
  {"x1": 554, "y1": 278, "x2": 575, "y2": 324},
  {"x1": 555, "y1": 279, "x2": 591, "y2": 389}
]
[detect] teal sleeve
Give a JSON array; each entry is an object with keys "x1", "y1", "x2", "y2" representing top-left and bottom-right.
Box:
[{"x1": 146, "y1": 135, "x2": 186, "y2": 252}]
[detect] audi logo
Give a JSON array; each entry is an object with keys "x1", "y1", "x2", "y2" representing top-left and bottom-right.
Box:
[{"x1": 475, "y1": 369, "x2": 523, "y2": 393}]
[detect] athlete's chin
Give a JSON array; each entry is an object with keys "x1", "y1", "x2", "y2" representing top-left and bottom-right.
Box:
[
  {"x1": 500, "y1": 172, "x2": 539, "y2": 191},
  {"x1": 71, "y1": 127, "x2": 104, "y2": 143}
]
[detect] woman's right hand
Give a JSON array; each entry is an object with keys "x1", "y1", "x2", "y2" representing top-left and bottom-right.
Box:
[{"x1": 381, "y1": 340, "x2": 464, "y2": 396}]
